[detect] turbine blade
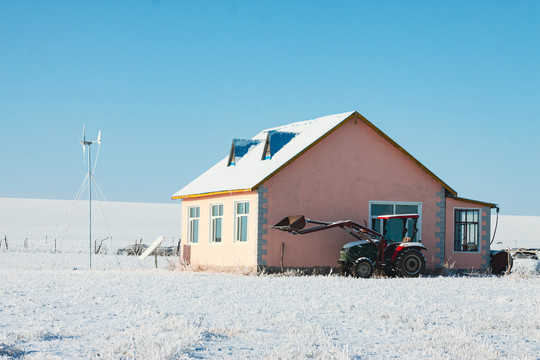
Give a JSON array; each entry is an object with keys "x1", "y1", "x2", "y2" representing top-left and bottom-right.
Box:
[
  {"x1": 82, "y1": 144, "x2": 86, "y2": 164},
  {"x1": 93, "y1": 141, "x2": 101, "y2": 174},
  {"x1": 82, "y1": 124, "x2": 86, "y2": 142}
]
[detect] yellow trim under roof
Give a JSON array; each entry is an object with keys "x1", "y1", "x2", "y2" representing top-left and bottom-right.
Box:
[
  {"x1": 452, "y1": 197, "x2": 498, "y2": 208},
  {"x1": 252, "y1": 111, "x2": 458, "y2": 196},
  {"x1": 171, "y1": 188, "x2": 253, "y2": 200}
]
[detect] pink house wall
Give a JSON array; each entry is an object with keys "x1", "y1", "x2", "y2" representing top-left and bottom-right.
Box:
[
  {"x1": 181, "y1": 191, "x2": 260, "y2": 267},
  {"x1": 262, "y1": 116, "x2": 444, "y2": 270}
]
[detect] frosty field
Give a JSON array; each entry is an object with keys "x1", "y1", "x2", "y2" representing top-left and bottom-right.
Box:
[
  {"x1": 1, "y1": 252, "x2": 539, "y2": 360},
  {"x1": 1, "y1": 198, "x2": 539, "y2": 359}
]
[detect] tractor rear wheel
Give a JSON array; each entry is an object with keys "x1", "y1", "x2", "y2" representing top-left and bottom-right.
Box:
[
  {"x1": 352, "y1": 257, "x2": 374, "y2": 278},
  {"x1": 395, "y1": 249, "x2": 425, "y2": 277}
]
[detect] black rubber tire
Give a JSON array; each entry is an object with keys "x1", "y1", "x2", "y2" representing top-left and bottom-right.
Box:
[
  {"x1": 339, "y1": 263, "x2": 350, "y2": 277},
  {"x1": 395, "y1": 249, "x2": 426, "y2": 277},
  {"x1": 352, "y1": 257, "x2": 374, "y2": 278}
]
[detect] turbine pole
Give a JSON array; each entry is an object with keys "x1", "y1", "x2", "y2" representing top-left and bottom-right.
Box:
[
  {"x1": 79, "y1": 126, "x2": 100, "y2": 270},
  {"x1": 88, "y1": 141, "x2": 92, "y2": 270}
]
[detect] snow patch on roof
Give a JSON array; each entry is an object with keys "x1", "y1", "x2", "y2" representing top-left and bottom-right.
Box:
[{"x1": 173, "y1": 111, "x2": 355, "y2": 198}]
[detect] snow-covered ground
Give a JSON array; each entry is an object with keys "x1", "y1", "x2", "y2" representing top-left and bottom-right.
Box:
[
  {"x1": 1, "y1": 252, "x2": 539, "y2": 360},
  {"x1": 1, "y1": 198, "x2": 539, "y2": 359}
]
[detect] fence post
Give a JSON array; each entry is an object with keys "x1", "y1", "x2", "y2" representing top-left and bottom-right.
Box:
[
  {"x1": 4, "y1": 236, "x2": 7, "y2": 250},
  {"x1": 24, "y1": 237, "x2": 28, "y2": 249},
  {"x1": 54, "y1": 239, "x2": 57, "y2": 253},
  {"x1": 280, "y1": 242, "x2": 284, "y2": 273},
  {"x1": 176, "y1": 238, "x2": 181, "y2": 255}
]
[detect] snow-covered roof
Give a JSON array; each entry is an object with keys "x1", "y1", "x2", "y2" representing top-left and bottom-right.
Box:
[{"x1": 172, "y1": 111, "x2": 355, "y2": 199}]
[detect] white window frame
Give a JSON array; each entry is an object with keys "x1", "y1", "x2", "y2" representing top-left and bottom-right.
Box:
[
  {"x1": 210, "y1": 203, "x2": 224, "y2": 244},
  {"x1": 188, "y1": 205, "x2": 200, "y2": 244},
  {"x1": 368, "y1": 201, "x2": 422, "y2": 241},
  {"x1": 234, "y1": 200, "x2": 250, "y2": 243},
  {"x1": 453, "y1": 207, "x2": 481, "y2": 253}
]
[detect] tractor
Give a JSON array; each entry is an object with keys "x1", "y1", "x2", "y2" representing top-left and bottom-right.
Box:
[{"x1": 271, "y1": 214, "x2": 427, "y2": 278}]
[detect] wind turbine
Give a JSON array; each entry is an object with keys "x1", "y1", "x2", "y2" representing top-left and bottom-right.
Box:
[{"x1": 80, "y1": 125, "x2": 101, "y2": 269}]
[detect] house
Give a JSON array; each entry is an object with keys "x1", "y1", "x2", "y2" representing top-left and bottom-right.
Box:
[{"x1": 172, "y1": 111, "x2": 496, "y2": 272}]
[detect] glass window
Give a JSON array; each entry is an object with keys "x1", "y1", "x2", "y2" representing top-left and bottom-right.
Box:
[
  {"x1": 370, "y1": 202, "x2": 421, "y2": 242},
  {"x1": 211, "y1": 204, "x2": 223, "y2": 243},
  {"x1": 188, "y1": 206, "x2": 200, "y2": 244},
  {"x1": 396, "y1": 204, "x2": 418, "y2": 215},
  {"x1": 371, "y1": 204, "x2": 394, "y2": 216},
  {"x1": 235, "y1": 201, "x2": 249, "y2": 242},
  {"x1": 454, "y1": 209, "x2": 480, "y2": 252}
]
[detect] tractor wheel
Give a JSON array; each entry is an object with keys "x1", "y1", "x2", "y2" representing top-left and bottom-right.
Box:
[
  {"x1": 352, "y1": 257, "x2": 374, "y2": 278},
  {"x1": 395, "y1": 249, "x2": 426, "y2": 277},
  {"x1": 339, "y1": 263, "x2": 350, "y2": 277}
]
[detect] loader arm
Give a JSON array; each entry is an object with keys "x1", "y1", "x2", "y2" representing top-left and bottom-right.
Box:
[{"x1": 271, "y1": 216, "x2": 384, "y2": 244}]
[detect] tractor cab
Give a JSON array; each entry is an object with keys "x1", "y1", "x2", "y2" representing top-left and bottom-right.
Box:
[{"x1": 377, "y1": 214, "x2": 419, "y2": 243}]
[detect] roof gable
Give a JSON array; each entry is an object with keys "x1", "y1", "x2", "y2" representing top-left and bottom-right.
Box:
[{"x1": 172, "y1": 111, "x2": 457, "y2": 199}]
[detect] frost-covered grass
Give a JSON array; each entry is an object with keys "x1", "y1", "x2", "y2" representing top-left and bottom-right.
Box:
[{"x1": 1, "y1": 252, "x2": 539, "y2": 360}]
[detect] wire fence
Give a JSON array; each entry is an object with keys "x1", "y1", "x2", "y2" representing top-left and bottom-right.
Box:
[{"x1": 0, "y1": 234, "x2": 181, "y2": 255}]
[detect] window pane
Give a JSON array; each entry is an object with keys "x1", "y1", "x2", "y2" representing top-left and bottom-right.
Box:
[
  {"x1": 454, "y1": 209, "x2": 479, "y2": 252},
  {"x1": 192, "y1": 219, "x2": 199, "y2": 243},
  {"x1": 189, "y1": 208, "x2": 194, "y2": 218},
  {"x1": 371, "y1": 204, "x2": 393, "y2": 216},
  {"x1": 219, "y1": 204, "x2": 223, "y2": 216},
  {"x1": 371, "y1": 219, "x2": 380, "y2": 233},
  {"x1": 216, "y1": 218, "x2": 222, "y2": 242},
  {"x1": 240, "y1": 216, "x2": 248, "y2": 241},
  {"x1": 406, "y1": 219, "x2": 416, "y2": 238},
  {"x1": 236, "y1": 217, "x2": 241, "y2": 240},
  {"x1": 395, "y1": 205, "x2": 418, "y2": 215},
  {"x1": 384, "y1": 218, "x2": 404, "y2": 241},
  {"x1": 196, "y1": 207, "x2": 200, "y2": 217},
  {"x1": 245, "y1": 203, "x2": 249, "y2": 213},
  {"x1": 237, "y1": 203, "x2": 243, "y2": 214}
]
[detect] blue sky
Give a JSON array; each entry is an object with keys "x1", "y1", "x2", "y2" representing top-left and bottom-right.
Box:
[{"x1": 0, "y1": 0, "x2": 538, "y2": 215}]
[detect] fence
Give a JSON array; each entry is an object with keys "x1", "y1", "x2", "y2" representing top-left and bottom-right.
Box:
[{"x1": 0, "y1": 234, "x2": 181, "y2": 255}]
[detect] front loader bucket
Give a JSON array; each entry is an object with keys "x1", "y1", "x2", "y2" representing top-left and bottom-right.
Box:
[{"x1": 271, "y1": 215, "x2": 306, "y2": 232}]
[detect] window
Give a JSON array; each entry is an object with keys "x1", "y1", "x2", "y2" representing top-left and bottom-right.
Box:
[
  {"x1": 454, "y1": 209, "x2": 480, "y2": 252},
  {"x1": 211, "y1": 204, "x2": 223, "y2": 243},
  {"x1": 188, "y1": 206, "x2": 200, "y2": 244},
  {"x1": 235, "y1": 201, "x2": 249, "y2": 242},
  {"x1": 369, "y1": 202, "x2": 421, "y2": 242},
  {"x1": 227, "y1": 139, "x2": 261, "y2": 166},
  {"x1": 261, "y1": 130, "x2": 297, "y2": 160}
]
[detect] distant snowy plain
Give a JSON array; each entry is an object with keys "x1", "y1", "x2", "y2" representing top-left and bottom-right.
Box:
[{"x1": 1, "y1": 198, "x2": 539, "y2": 359}]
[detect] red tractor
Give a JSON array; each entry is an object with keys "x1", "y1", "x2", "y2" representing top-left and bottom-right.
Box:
[{"x1": 272, "y1": 214, "x2": 427, "y2": 278}]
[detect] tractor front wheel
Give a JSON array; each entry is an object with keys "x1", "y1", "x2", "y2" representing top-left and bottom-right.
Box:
[
  {"x1": 395, "y1": 249, "x2": 426, "y2": 277},
  {"x1": 352, "y1": 257, "x2": 374, "y2": 278}
]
